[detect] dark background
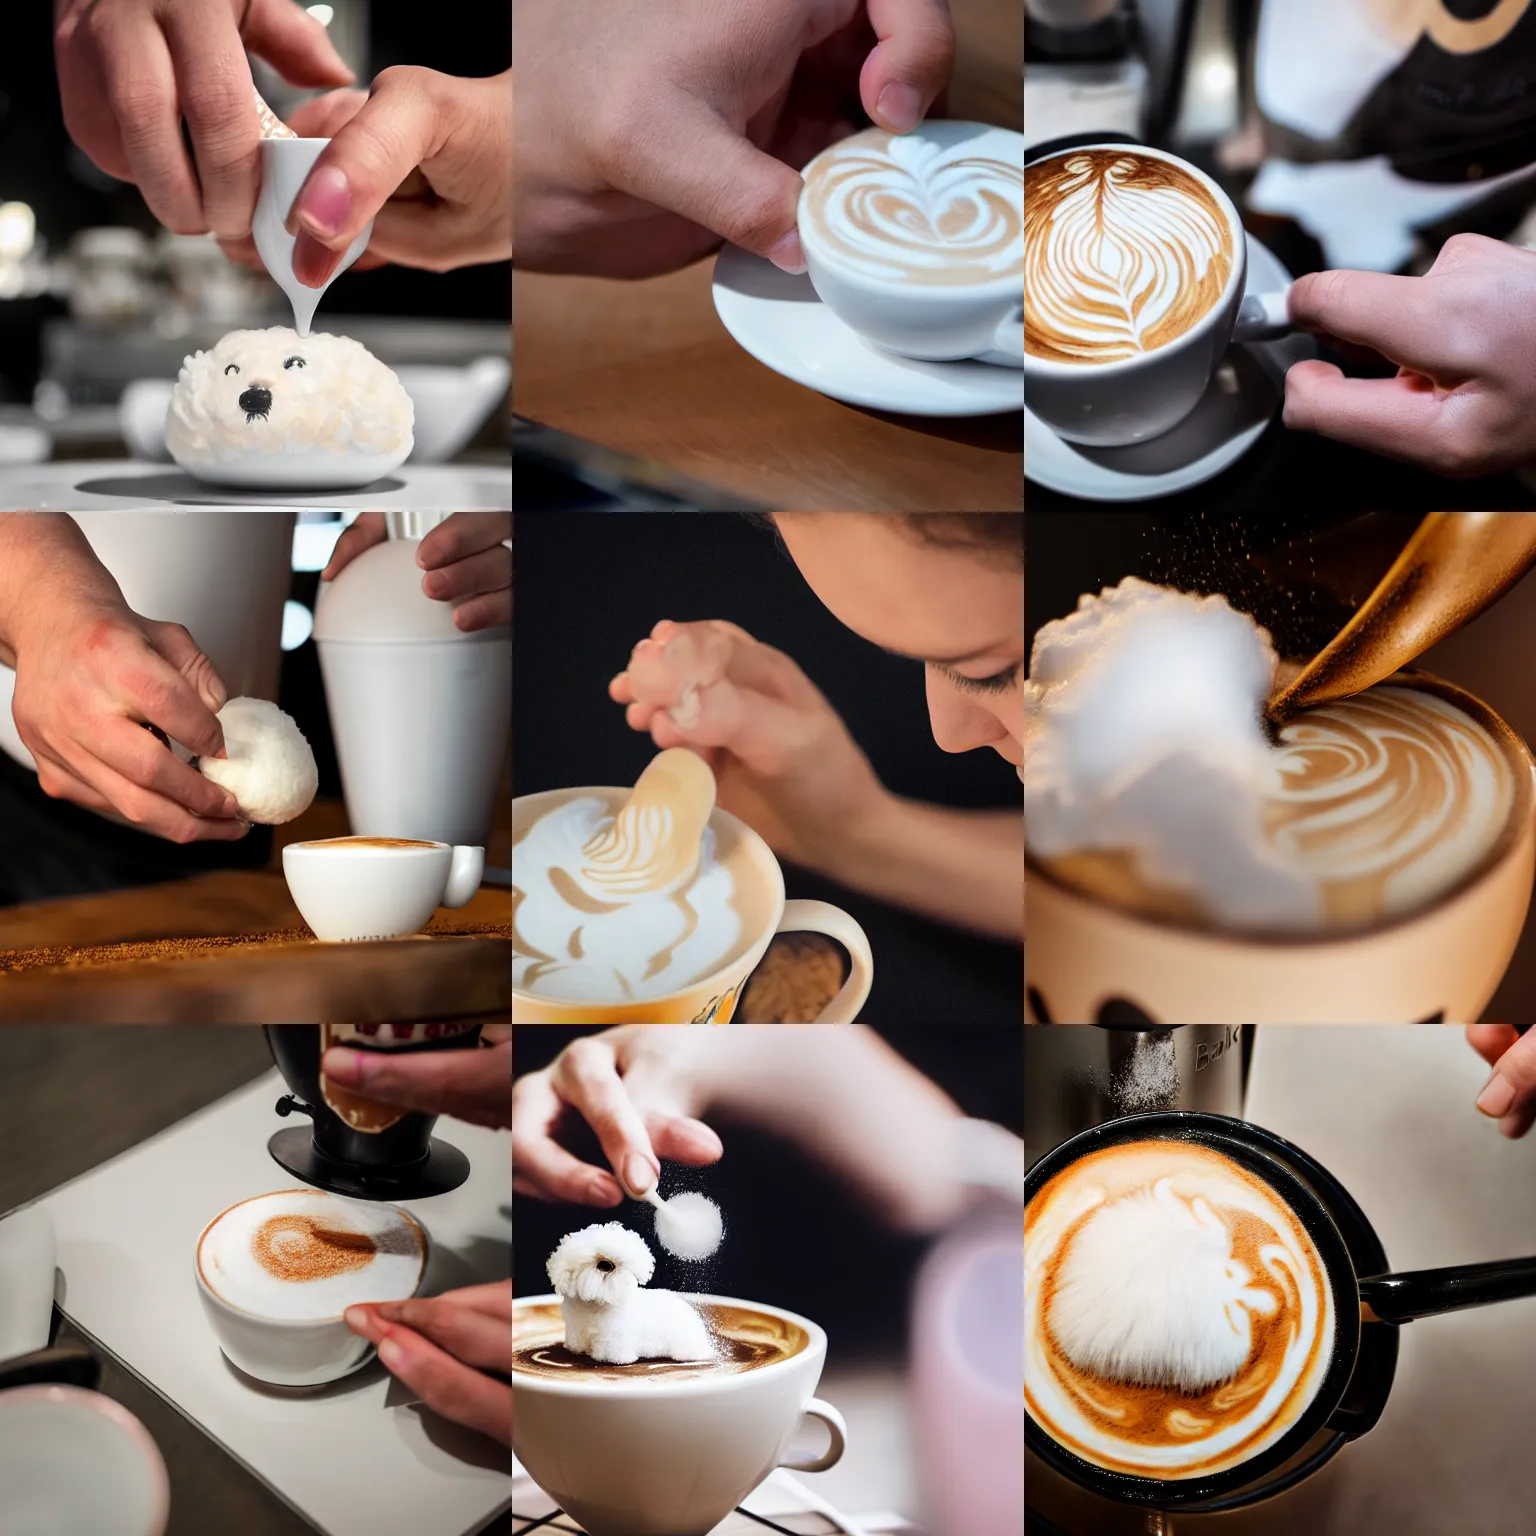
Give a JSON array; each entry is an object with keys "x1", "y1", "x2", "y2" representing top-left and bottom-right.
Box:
[
  {"x1": 511, "y1": 1025, "x2": 1024, "y2": 1365},
  {"x1": 0, "y1": 1, "x2": 510, "y2": 404},
  {"x1": 512, "y1": 511, "x2": 1023, "y2": 1025}
]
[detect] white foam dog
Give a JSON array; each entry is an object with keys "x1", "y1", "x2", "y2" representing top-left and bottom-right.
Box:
[{"x1": 546, "y1": 1222, "x2": 713, "y2": 1366}]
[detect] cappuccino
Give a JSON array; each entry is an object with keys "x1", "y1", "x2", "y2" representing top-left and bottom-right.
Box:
[
  {"x1": 512, "y1": 1299, "x2": 806, "y2": 1384},
  {"x1": 512, "y1": 788, "x2": 774, "y2": 1004},
  {"x1": 1026, "y1": 1140, "x2": 1335, "y2": 1480},
  {"x1": 1024, "y1": 149, "x2": 1234, "y2": 364},
  {"x1": 297, "y1": 837, "x2": 439, "y2": 850},
  {"x1": 197, "y1": 1190, "x2": 426, "y2": 1321}
]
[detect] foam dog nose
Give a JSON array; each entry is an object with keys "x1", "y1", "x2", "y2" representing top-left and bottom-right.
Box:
[{"x1": 239, "y1": 385, "x2": 273, "y2": 416}]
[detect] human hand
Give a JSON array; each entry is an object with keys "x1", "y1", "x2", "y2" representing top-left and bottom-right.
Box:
[
  {"x1": 610, "y1": 619, "x2": 888, "y2": 874},
  {"x1": 53, "y1": 0, "x2": 353, "y2": 239},
  {"x1": 345, "y1": 1283, "x2": 510, "y2": 1447},
  {"x1": 1469, "y1": 1024, "x2": 1536, "y2": 1139},
  {"x1": 511, "y1": 1029, "x2": 724, "y2": 1206},
  {"x1": 321, "y1": 513, "x2": 511, "y2": 632},
  {"x1": 322, "y1": 1040, "x2": 510, "y2": 1129},
  {"x1": 1284, "y1": 235, "x2": 1536, "y2": 476},
  {"x1": 515, "y1": 0, "x2": 955, "y2": 277}
]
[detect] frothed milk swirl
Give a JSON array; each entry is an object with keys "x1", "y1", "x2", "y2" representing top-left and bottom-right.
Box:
[
  {"x1": 1026, "y1": 1141, "x2": 1335, "y2": 1480},
  {"x1": 801, "y1": 126, "x2": 1023, "y2": 287},
  {"x1": 1024, "y1": 150, "x2": 1234, "y2": 364},
  {"x1": 513, "y1": 792, "x2": 751, "y2": 1003}
]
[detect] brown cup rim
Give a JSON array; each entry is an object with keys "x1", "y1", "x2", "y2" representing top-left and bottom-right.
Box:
[{"x1": 1025, "y1": 670, "x2": 1536, "y2": 948}]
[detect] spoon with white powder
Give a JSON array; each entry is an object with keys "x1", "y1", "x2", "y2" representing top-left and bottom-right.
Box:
[{"x1": 639, "y1": 1188, "x2": 724, "y2": 1263}]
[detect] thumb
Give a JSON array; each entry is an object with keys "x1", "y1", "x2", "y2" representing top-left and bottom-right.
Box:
[
  {"x1": 606, "y1": 90, "x2": 807, "y2": 273},
  {"x1": 244, "y1": 0, "x2": 356, "y2": 89},
  {"x1": 862, "y1": 0, "x2": 957, "y2": 132},
  {"x1": 1477, "y1": 1030, "x2": 1536, "y2": 1117}
]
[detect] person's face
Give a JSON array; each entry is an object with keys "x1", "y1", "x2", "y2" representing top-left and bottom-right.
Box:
[{"x1": 773, "y1": 514, "x2": 1023, "y2": 776}]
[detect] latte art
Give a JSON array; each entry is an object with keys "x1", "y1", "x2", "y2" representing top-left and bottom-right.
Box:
[
  {"x1": 1027, "y1": 1142, "x2": 1335, "y2": 1480},
  {"x1": 1024, "y1": 150, "x2": 1234, "y2": 364},
  {"x1": 801, "y1": 127, "x2": 1023, "y2": 287},
  {"x1": 197, "y1": 1191, "x2": 426, "y2": 1322},
  {"x1": 513, "y1": 790, "x2": 766, "y2": 1003}
]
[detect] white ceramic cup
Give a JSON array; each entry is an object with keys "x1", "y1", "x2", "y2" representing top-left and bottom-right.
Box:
[
  {"x1": 252, "y1": 138, "x2": 373, "y2": 338},
  {"x1": 513, "y1": 1293, "x2": 846, "y2": 1536},
  {"x1": 1023, "y1": 141, "x2": 1294, "y2": 445},
  {"x1": 194, "y1": 1193, "x2": 429, "y2": 1388},
  {"x1": 282, "y1": 838, "x2": 485, "y2": 942},
  {"x1": 798, "y1": 120, "x2": 1025, "y2": 366},
  {"x1": 0, "y1": 1385, "x2": 169, "y2": 1536}
]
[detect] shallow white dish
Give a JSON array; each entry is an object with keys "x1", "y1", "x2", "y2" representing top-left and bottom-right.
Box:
[{"x1": 174, "y1": 444, "x2": 413, "y2": 491}]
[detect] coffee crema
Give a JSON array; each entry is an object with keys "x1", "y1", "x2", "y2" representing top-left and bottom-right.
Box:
[
  {"x1": 512, "y1": 1300, "x2": 805, "y2": 1384},
  {"x1": 298, "y1": 837, "x2": 439, "y2": 849},
  {"x1": 802, "y1": 127, "x2": 1023, "y2": 287},
  {"x1": 1024, "y1": 150, "x2": 1233, "y2": 364},
  {"x1": 512, "y1": 789, "x2": 772, "y2": 1004},
  {"x1": 1026, "y1": 1140, "x2": 1335, "y2": 1481},
  {"x1": 198, "y1": 1190, "x2": 426, "y2": 1322}
]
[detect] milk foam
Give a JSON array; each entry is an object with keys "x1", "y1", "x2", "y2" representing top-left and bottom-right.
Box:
[
  {"x1": 198, "y1": 1192, "x2": 425, "y2": 1322},
  {"x1": 1024, "y1": 151, "x2": 1233, "y2": 363},
  {"x1": 1026, "y1": 1142, "x2": 1334, "y2": 1479},
  {"x1": 803, "y1": 126, "x2": 1023, "y2": 287},
  {"x1": 513, "y1": 796, "x2": 745, "y2": 1003},
  {"x1": 1025, "y1": 578, "x2": 1515, "y2": 932}
]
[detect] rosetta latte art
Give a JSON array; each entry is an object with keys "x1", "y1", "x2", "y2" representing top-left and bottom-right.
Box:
[
  {"x1": 802, "y1": 128, "x2": 1023, "y2": 286},
  {"x1": 1026, "y1": 1141, "x2": 1335, "y2": 1480},
  {"x1": 1024, "y1": 150, "x2": 1234, "y2": 364}
]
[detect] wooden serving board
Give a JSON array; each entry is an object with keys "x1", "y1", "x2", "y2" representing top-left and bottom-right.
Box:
[{"x1": 0, "y1": 871, "x2": 510, "y2": 1024}]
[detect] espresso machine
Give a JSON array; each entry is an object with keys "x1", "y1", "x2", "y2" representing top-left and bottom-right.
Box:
[{"x1": 264, "y1": 1021, "x2": 489, "y2": 1200}]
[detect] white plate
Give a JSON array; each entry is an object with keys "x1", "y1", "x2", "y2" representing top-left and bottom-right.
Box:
[
  {"x1": 712, "y1": 244, "x2": 1023, "y2": 419},
  {"x1": 1024, "y1": 234, "x2": 1315, "y2": 501}
]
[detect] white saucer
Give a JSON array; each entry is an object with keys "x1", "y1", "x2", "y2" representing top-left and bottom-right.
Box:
[
  {"x1": 712, "y1": 243, "x2": 1023, "y2": 418},
  {"x1": 1024, "y1": 234, "x2": 1316, "y2": 501}
]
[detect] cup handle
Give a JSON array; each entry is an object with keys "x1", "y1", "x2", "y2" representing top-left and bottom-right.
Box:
[
  {"x1": 975, "y1": 306, "x2": 1024, "y2": 368},
  {"x1": 777, "y1": 1397, "x2": 847, "y2": 1474},
  {"x1": 775, "y1": 900, "x2": 873, "y2": 1023},
  {"x1": 1233, "y1": 287, "x2": 1294, "y2": 343},
  {"x1": 442, "y1": 845, "x2": 485, "y2": 908}
]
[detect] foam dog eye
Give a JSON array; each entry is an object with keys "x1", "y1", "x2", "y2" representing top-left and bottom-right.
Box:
[
  {"x1": 284, "y1": 356, "x2": 306, "y2": 370},
  {"x1": 224, "y1": 364, "x2": 240, "y2": 376}
]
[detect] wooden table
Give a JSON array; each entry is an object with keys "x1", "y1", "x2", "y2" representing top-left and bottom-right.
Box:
[{"x1": 513, "y1": 1, "x2": 1022, "y2": 512}]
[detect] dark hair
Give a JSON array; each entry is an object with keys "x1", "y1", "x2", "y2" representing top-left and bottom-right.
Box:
[{"x1": 744, "y1": 513, "x2": 1023, "y2": 569}]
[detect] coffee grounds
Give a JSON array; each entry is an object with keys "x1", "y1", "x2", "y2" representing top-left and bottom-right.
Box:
[
  {"x1": 253, "y1": 1214, "x2": 377, "y2": 1282},
  {"x1": 0, "y1": 920, "x2": 512, "y2": 976}
]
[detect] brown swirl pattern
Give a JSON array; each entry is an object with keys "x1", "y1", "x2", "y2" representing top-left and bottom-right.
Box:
[
  {"x1": 802, "y1": 128, "x2": 1023, "y2": 287},
  {"x1": 1024, "y1": 150, "x2": 1233, "y2": 364}
]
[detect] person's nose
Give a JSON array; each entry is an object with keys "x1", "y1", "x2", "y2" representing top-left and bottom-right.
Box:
[{"x1": 926, "y1": 673, "x2": 1011, "y2": 755}]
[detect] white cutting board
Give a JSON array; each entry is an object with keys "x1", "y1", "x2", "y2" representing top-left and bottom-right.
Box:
[{"x1": 35, "y1": 1068, "x2": 510, "y2": 1536}]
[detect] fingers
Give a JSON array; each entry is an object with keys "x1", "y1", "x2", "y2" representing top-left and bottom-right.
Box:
[
  {"x1": 285, "y1": 88, "x2": 370, "y2": 141},
  {"x1": 431, "y1": 1283, "x2": 512, "y2": 1318},
  {"x1": 1466, "y1": 1023, "x2": 1518, "y2": 1070},
  {"x1": 288, "y1": 66, "x2": 455, "y2": 259},
  {"x1": 551, "y1": 1038, "x2": 660, "y2": 1197},
  {"x1": 418, "y1": 512, "x2": 511, "y2": 569},
  {"x1": 645, "y1": 1114, "x2": 724, "y2": 1168},
  {"x1": 600, "y1": 88, "x2": 807, "y2": 273},
  {"x1": 361, "y1": 1319, "x2": 511, "y2": 1447},
  {"x1": 421, "y1": 548, "x2": 511, "y2": 606},
  {"x1": 98, "y1": 716, "x2": 240, "y2": 821},
  {"x1": 321, "y1": 1041, "x2": 511, "y2": 1130},
  {"x1": 1286, "y1": 268, "x2": 1469, "y2": 376},
  {"x1": 1282, "y1": 363, "x2": 1490, "y2": 475},
  {"x1": 35, "y1": 747, "x2": 249, "y2": 844},
  {"x1": 95, "y1": 14, "x2": 206, "y2": 234},
  {"x1": 349, "y1": 1295, "x2": 510, "y2": 1373},
  {"x1": 1475, "y1": 1027, "x2": 1536, "y2": 1138},
  {"x1": 862, "y1": 0, "x2": 957, "y2": 133},
  {"x1": 321, "y1": 512, "x2": 387, "y2": 581},
  {"x1": 445, "y1": 590, "x2": 512, "y2": 633},
  {"x1": 126, "y1": 625, "x2": 228, "y2": 757},
  {"x1": 162, "y1": 11, "x2": 262, "y2": 240},
  {"x1": 511, "y1": 1070, "x2": 625, "y2": 1206},
  {"x1": 242, "y1": 0, "x2": 356, "y2": 90}
]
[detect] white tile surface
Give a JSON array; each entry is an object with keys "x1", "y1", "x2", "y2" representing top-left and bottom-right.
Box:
[
  {"x1": 1204, "y1": 1026, "x2": 1536, "y2": 1534},
  {"x1": 36, "y1": 1069, "x2": 510, "y2": 1536}
]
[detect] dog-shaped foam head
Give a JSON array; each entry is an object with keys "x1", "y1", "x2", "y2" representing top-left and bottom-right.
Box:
[
  {"x1": 546, "y1": 1222, "x2": 657, "y2": 1308},
  {"x1": 165, "y1": 327, "x2": 414, "y2": 470}
]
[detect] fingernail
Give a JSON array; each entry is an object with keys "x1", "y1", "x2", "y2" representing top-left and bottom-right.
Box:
[
  {"x1": 295, "y1": 166, "x2": 351, "y2": 240},
  {"x1": 877, "y1": 81, "x2": 923, "y2": 133},
  {"x1": 323, "y1": 1048, "x2": 363, "y2": 1086},
  {"x1": 422, "y1": 571, "x2": 443, "y2": 598},
  {"x1": 1477, "y1": 1072, "x2": 1517, "y2": 1118},
  {"x1": 768, "y1": 231, "x2": 807, "y2": 275},
  {"x1": 221, "y1": 794, "x2": 240, "y2": 818},
  {"x1": 623, "y1": 1154, "x2": 656, "y2": 1197},
  {"x1": 378, "y1": 1337, "x2": 405, "y2": 1369},
  {"x1": 293, "y1": 233, "x2": 344, "y2": 290}
]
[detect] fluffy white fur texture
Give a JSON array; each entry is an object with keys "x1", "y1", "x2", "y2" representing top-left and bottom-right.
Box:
[
  {"x1": 547, "y1": 1222, "x2": 713, "y2": 1366},
  {"x1": 165, "y1": 327, "x2": 413, "y2": 466}
]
